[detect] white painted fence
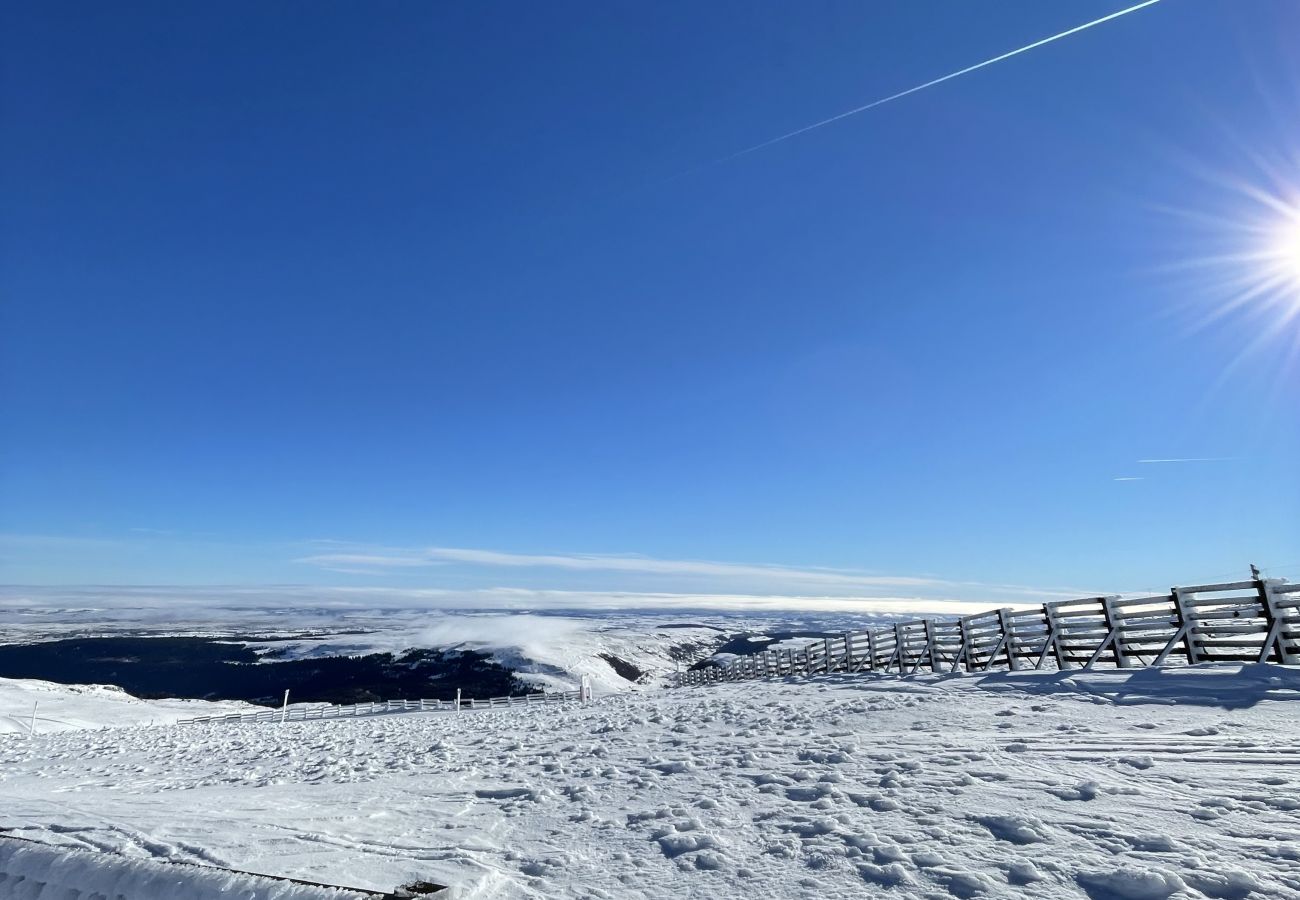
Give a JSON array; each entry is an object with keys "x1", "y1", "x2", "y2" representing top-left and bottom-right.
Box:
[
  {"x1": 680, "y1": 574, "x2": 1299, "y2": 686},
  {"x1": 176, "y1": 687, "x2": 583, "y2": 727}
]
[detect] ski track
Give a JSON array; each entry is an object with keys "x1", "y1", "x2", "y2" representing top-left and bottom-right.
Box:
[{"x1": 1, "y1": 668, "x2": 1298, "y2": 899}]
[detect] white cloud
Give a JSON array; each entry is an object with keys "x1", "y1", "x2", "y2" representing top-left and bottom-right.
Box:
[
  {"x1": 291, "y1": 544, "x2": 1098, "y2": 606},
  {"x1": 299, "y1": 545, "x2": 956, "y2": 589},
  {"x1": 0, "y1": 582, "x2": 1015, "y2": 614}
]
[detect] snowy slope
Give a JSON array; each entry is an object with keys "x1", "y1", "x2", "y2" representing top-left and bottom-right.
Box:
[
  {"x1": 2, "y1": 664, "x2": 1298, "y2": 898},
  {"x1": 0, "y1": 677, "x2": 255, "y2": 735},
  {"x1": 244, "y1": 614, "x2": 730, "y2": 695},
  {"x1": 0, "y1": 836, "x2": 378, "y2": 899}
]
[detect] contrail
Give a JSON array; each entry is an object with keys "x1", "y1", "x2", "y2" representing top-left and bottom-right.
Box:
[
  {"x1": 1137, "y1": 457, "x2": 1233, "y2": 464},
  {"x1": 713, "y1": 0, "x2": 1165, "y2": 166}
]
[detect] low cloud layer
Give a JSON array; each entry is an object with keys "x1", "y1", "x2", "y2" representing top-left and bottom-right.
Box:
[{"x1": 0, "y1": 583, "x2": 1029, "y2": 615}]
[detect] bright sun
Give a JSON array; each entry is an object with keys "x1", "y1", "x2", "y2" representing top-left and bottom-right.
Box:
[
  {"x1": 1267, "y1": 210, "x2": 1300, "y2": 301},
  {"x1": 1166, "y1": 179, "x2": 1300, "y2": 342}
]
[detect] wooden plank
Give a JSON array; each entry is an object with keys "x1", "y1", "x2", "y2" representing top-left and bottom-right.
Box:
[
  {"x1": 1192, "y1": 623, "x2": 1269, "y2": 636},
  {"x1": 1046, "y1": 596, "x2": 1109, "y2": 610},
  {"x1": 1179, "y1": 594, "x2": 1263, "y2": 607},
  {"x1": 1180, "y1": 580, "x2": 1257, "y2": 593},
  {"x1": 1108, "y1": 594, "x2": 1175, "y2": 610},
  {"x1": 1187, "y1": 607, "x2": 1264, "y2": 621},
  {"x1": 1115, "y1": 616, "x2": 1179, "y2": 629},
  {"x1": 1196, "y1": 652, "x2": 1273, "y2": 661},
  {"x1": 1191, "y1": 639, "x2": 1271, "y2": 648},
  {"x1": 1046, "y1": 607, "x2": 1109, "y2": 619}
]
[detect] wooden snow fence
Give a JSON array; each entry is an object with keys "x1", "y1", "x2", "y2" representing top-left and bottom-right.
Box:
[
  {"x1": 176, "y1": 688, "x2": 583, "y2": 727},
  {"x1": 679, "y1": 574, "x2": 1299, "y2": 686}
]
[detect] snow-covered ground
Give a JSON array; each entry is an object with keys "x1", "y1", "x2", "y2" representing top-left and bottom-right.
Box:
[
  {"x1": 0, "y1": 677, "x2": 255, "y2": 735},
  {"x1": 0, "y1": 836, "x2": 381, "y2": 900},
  {"x1": 2, "y1": 664, "x2": 1298, "y2": 899}
]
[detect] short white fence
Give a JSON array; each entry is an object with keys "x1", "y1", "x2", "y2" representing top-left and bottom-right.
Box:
[
  {"x1": 679, "y1": 573, "x2": 1299, "y2": 686},
  {"x1": 176, "y1": 687, "x2": 583, "y2": 727}
]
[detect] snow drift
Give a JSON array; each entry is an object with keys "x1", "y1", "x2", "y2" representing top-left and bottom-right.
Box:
[{"x1": 0, "y1": 836, "x2": 381, "y2": 900}]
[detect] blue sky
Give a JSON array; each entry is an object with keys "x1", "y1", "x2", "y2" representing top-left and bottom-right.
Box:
[{"x1": 2, "y1": 1, "x2": 1298, "y2": 609}]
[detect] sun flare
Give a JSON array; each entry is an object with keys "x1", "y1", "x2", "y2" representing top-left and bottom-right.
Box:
[
  {"x1": 1163, "y1": 172, "x2": 1300, "y2": 349},
  {"x1": 1266, "y1": 208, "x2": 1300, "y2": 302}
]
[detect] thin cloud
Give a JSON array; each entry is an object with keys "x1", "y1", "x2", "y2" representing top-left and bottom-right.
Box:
[
  {"x1": 1137, "y1": 457, "x2": 1234, "y2": 464},
  {"x1": 294, "y1": 543, "x2": 1095, "y2": 603},
  {"x1": 298, "y1": 545, "x2": 956, "y2": 589},
  {"x1": 1113, "y1": 476, "x2": 1144, "y2": 481}
]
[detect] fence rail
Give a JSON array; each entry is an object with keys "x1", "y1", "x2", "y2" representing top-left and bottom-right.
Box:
[
  {"x1": 176, "y1": 687, "x2": 584, "y2": 727},
  {"x1": 679, "y1": 573, "x2": 1299, "y2": 686}
]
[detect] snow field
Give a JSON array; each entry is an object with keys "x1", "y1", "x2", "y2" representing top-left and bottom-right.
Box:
[{"x1": 1, "y1": 664, "x2": 1298, "y2": 899}]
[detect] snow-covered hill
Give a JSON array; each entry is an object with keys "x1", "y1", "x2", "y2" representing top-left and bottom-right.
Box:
[
  {"x1": 0, "y1": 677, "x2": 254, "y2": 735},
  {"x1": 241, "y1": 613, "x2": 733, "y2": 695},
  {"x1": 2, "y1": 664, "x2": 1298, "y2": 898}
]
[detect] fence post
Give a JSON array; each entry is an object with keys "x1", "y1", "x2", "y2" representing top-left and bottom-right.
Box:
[
  {"x1": 1042, "y1": 603, "x2": 1068, "y2": 670},
  {"x1": 997, "y1": 608, "x2": 1020, "y2": 671},
  {"x1": 455, "y1": 688, "x2": 462, "y2": 713},
  {"x1": 1172, "y1": 587, "x2": 1199, "y2": 664},
  {"x1": 953, "y1": 617, "x2": 969, "y2": 673},
  {"x1": 924, "y1": 619, "x2": 940, "y2": 673},
  {"x1": 280, "y1": 690, "x2": 290, "y2": 723},
  {"x1": 823, "y1": 637, "x2": 833, "y2": 673},
  {"x1": 1258, "y1": 579, "x2": 1298, "y2": 665},
  {"x1": 866, "y1": 630, "x2": 876, "y2": 672},
  {"x1": 28, "y1": 701, "x2": 37, "y2": 738},
  {"x1": 1100, "y1": 595, "x2": 1130, "y2": 668}
]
